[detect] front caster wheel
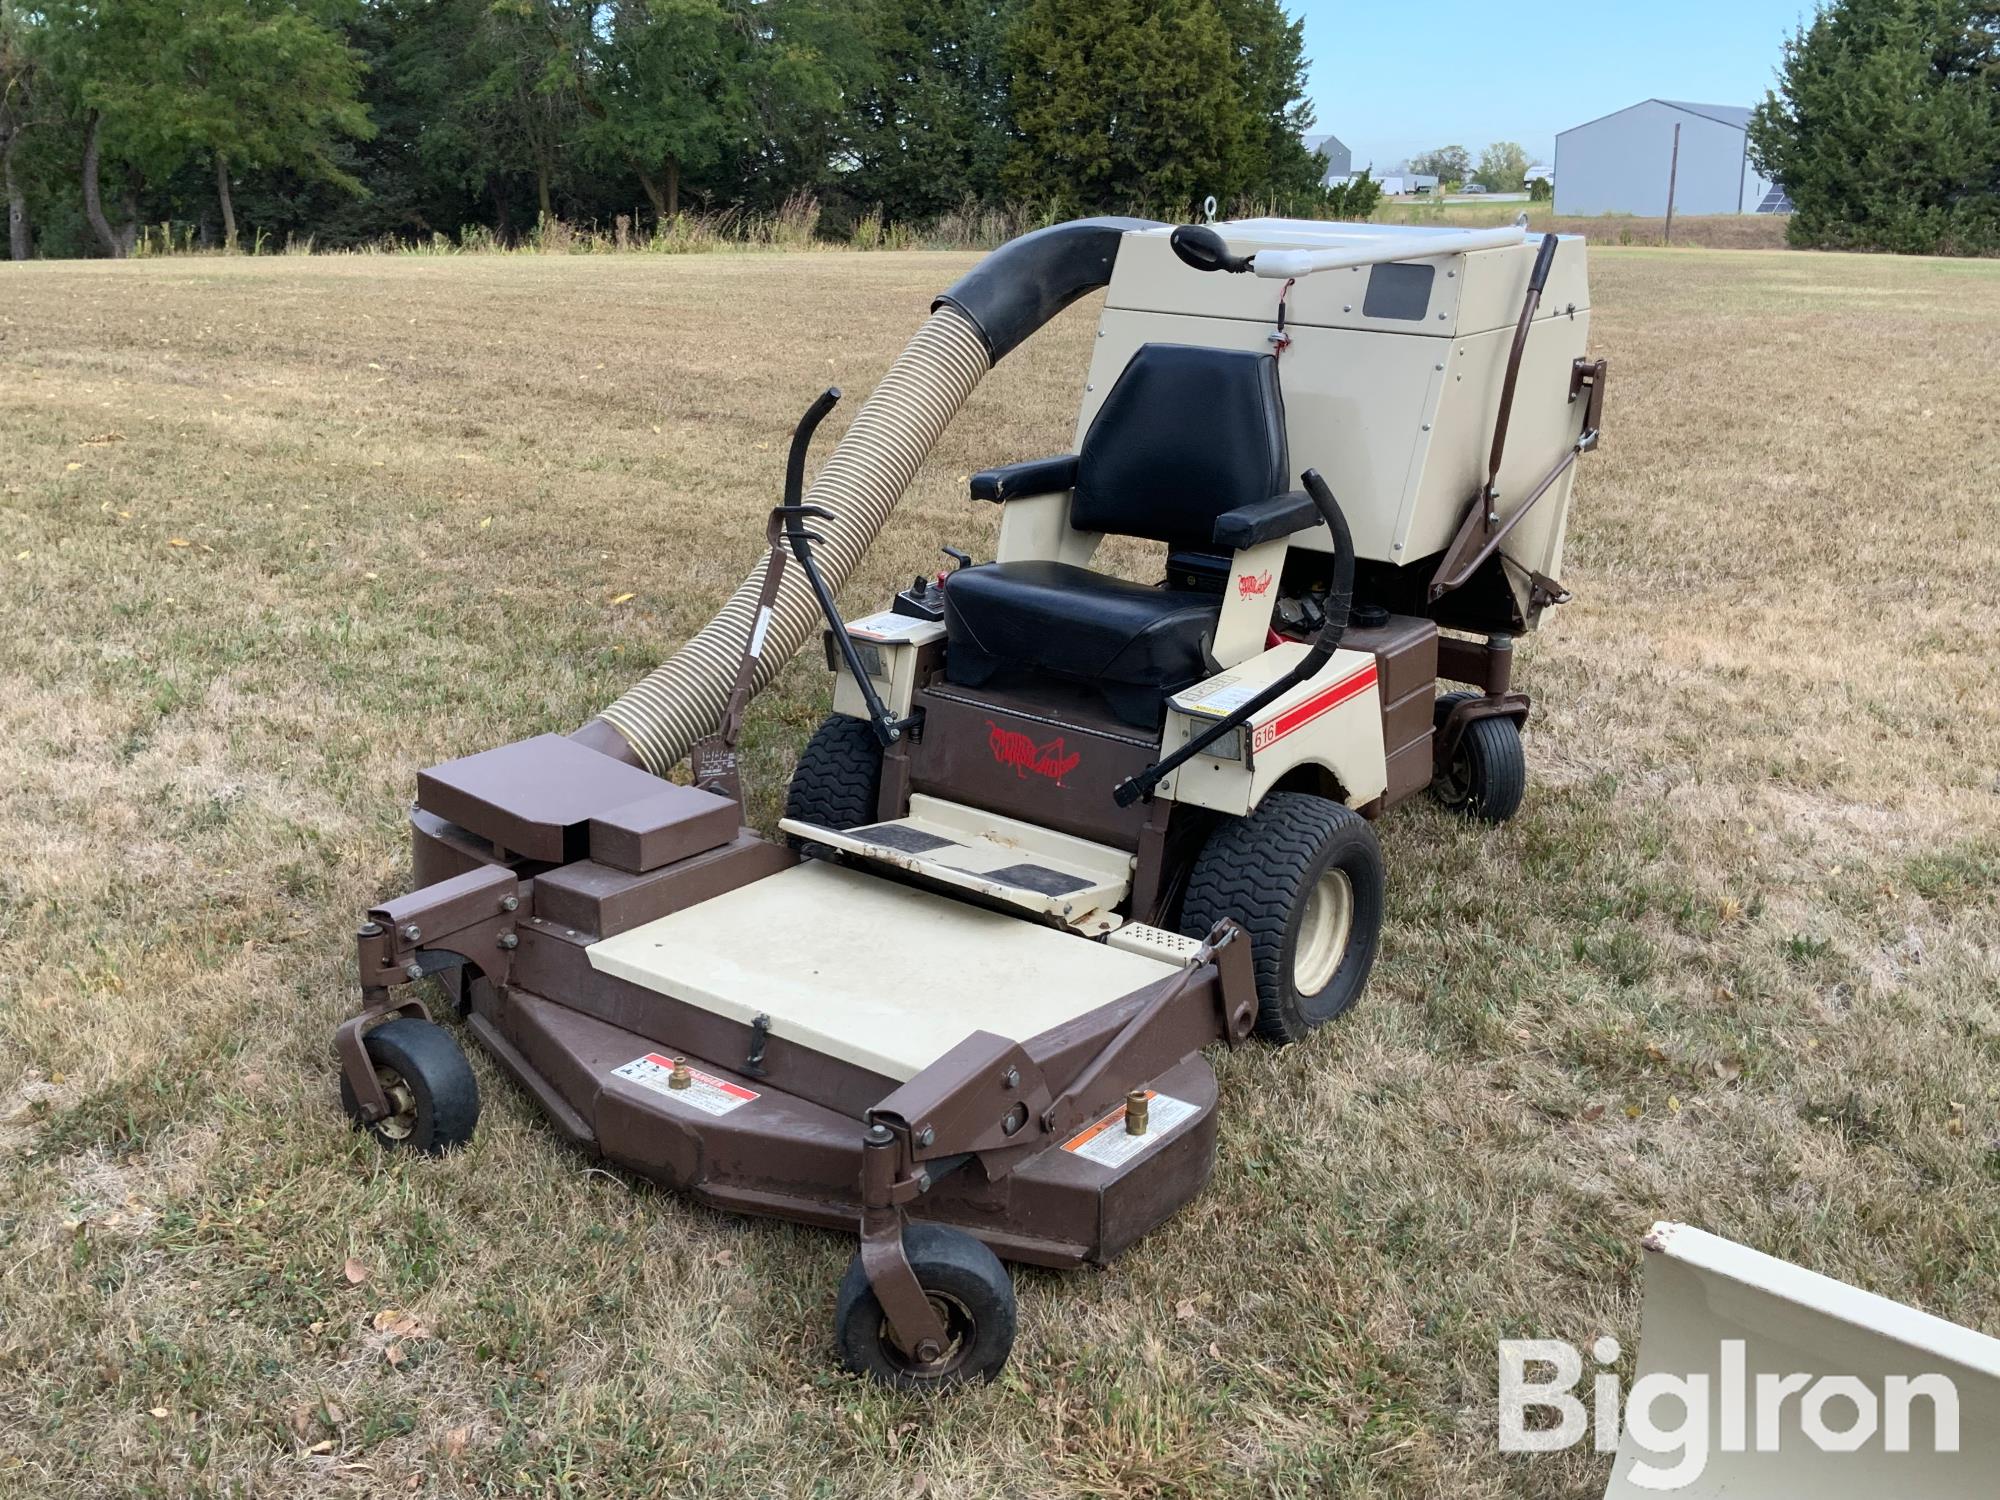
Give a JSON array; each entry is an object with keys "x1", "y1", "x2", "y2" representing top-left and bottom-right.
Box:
[
  {"x1": 338, "y1": 1017, "x2": 479, "y2": 1155},
  {"x1": 1431, "y1": 691, "x2": 1527, "y2": 823},
  {"x1": 834, "y1": 1224, "x2": 1016, "y2": 1388}
]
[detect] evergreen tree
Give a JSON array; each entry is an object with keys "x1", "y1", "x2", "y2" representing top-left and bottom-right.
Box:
[
  {"x1": 1210, "y1": 0, "x2": 1321, "y2": 203},
  {"x1": 846, "y1": 0, "x2": 1014, "y2": 221},
  {"x1": 1749, "y1": 0, "x2": 1999, "y2": 254},
  {"x1": 1003, "y1": 0, "x2": 1246, "y2": 212}
]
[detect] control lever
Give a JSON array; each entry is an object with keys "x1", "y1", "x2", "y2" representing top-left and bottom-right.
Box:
[
  {"x1": 772, "y1": 387, "x2": 910, "y2": 748},
  {"x1": 1113, "y1": 469, "x2": 1355, "y2": 807}
]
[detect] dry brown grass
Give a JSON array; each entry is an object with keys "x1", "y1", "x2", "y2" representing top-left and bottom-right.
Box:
[
  {"x1": 1371, "y1": 199, "x2": 1793, "y2": 251},
  {"x1": 2, "y1": 244, "x2": 1997, "y2": 1497}
]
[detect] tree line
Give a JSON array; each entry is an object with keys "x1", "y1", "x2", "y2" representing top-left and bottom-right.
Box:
[
  {"x1": 0, "y1": 0, "x2": 1355, "y2": 260},
  {"x1": 1404, "y1": 142, "x2": 1535, "y2": 193}
]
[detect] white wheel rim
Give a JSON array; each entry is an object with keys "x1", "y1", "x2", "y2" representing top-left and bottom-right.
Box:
[
  {"x1": 374, "y1": 1067, "x2": 417, "y2": 1141},
  {"x1": 1293, "y1": 868, "x2": 1354, "y2": 996}
]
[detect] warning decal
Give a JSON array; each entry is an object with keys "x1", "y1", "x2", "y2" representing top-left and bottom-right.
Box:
[
  {"x1": 1061, "y1": 1092, "x2": 1200, "y2": 1169},
  {"x1": 612, "y1": 1053, "x2": 759, "y2": 1117}
]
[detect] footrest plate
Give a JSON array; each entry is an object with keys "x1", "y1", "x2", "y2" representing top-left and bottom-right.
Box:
[{"x1": 779, "y1": 794, "x2": 1133, "y2": 933}]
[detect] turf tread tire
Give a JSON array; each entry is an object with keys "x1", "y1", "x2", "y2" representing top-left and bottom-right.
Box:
[
  {"x1": 1178, "y1": 791, "x2": 1384, "y2": 1043},
  {"x1": 834, "y1": 1223, "x2": 1017, "y2": 1388},
  {"x1": 338, "y1": 1016, "x2": 479, "y2": 1155},
  {"x1": 1431, "y1": 691, "x2": 1527, "y2": 824},
  {"x1": 784, "y1": 714, "x2": 883, "y2": 837}
]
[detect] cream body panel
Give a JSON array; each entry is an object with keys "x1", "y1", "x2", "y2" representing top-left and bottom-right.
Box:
[
  {"x1": 1408, "y1": 311, "x2": 1592, "y2": 570},
  {"x1": 1082, "y1": 309, "x2": 1445, "y2": 566},
  {"x1": 1103, "y1": 222, "x2": 1589, "y2": 337},
  {"x1": 829, "y1": 612, "x2": 945, "y2": 720},
  {"x1": 586, "y1": 861, "x2": 1175, "y2": 1082},
  {"x1": 1158, "y1": 645, "x2": 1386, "y2": 815},
  {"x1": 1209, "y1": 537, "x2": 1288, "y2": 667}
]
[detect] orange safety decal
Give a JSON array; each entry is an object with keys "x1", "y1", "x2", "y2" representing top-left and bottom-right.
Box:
[
  {"x1": 612, "y1": 1053, "x2": 759, "y2": 1116},
  {"x1": 1235, "y1": 569, "x2": 1273, "y2": 600},
  {"x1": 1061, "y1": 1091, "x2": 1201, "y2": 1169},
  {"x1": 1250, "y1": 661, "x2": 1378, "y2": 753}
]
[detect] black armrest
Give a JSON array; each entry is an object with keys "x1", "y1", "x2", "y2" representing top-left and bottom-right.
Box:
[
  {"x1": 969, "y1": 453, "x2": 1079, "y2": 503},
  {"x1": 1212, "y1": 490, "x2": 1319, "y2": 550}
]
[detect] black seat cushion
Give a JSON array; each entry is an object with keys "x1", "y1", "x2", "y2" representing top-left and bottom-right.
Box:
[
  {"x1": 1071, "y1": 343, "x2": 1288, "y2": 549},
  {"x1": 943, "y1": 561, "x2": 1218, "y2": 727}
]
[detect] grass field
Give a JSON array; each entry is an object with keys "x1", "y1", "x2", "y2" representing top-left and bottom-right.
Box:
[
  {"x1": 3, "y1": 244, "x2": 1998, "y2": 1497},
  {"x1": 1369, "y1": 198, "x2": 1792, "y2": 249}
]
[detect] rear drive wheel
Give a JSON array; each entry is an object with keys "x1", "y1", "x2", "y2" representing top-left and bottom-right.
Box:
[
  {"x1": 338, "y1": 1017, "x2": 479, "y2": 1155},
  {"x1": 1179, "y1": 791, "x2": 1385, "y2": 1043},
  {"x1": 785, "y1": 714, "x2": 883, "y2": 843},
  {"x1": 1431, "y1": 691, "x2": 1526, "y2": 823},
  {"x1": 834, "y1": 1224, "x2": 1017, "y2": 1388}
]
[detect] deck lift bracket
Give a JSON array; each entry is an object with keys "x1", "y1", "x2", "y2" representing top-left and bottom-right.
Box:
[
  {"x1": 852, "y1": 922, "x2": 1256, "y2": 1360},
  {"x1": 341, "y1": 862, "x2": 522, "y2": 1122}
]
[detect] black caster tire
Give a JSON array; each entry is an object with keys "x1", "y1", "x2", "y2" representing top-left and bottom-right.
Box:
[
  {"x1": 338, "y1": 1017, "x2": 479, "y2": 1155},
  {"x1": 834, "y1": 1223, "x2": 1017, "y2": 1388},
  {"x1": 784, "y1": 714, "x2": 883, "y2": 846},
  {"x1": 1179, "y1": 791, "x2": 1385, "y2": 1043},
  {"x1": 1431, "y1": 691, "x2": 1527, "y2": 824}
]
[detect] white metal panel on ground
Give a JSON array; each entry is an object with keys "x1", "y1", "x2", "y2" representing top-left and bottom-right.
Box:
[
  {"x1": 1603, "y1": 1222, "x2": 2000, "y2": 1497},
  {"x1": 585, "y1": 861, "x2": 1176, "y2": 1082}
]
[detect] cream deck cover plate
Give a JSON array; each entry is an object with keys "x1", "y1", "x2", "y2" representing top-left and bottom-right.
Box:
[{"x1": 584, "y1": 861, "x2": 1177, "y2": 1082}]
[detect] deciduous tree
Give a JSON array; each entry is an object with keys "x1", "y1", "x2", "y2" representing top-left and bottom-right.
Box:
[{"x1": 1475, "y1": 139, "x2": 1528, "y2": 193}]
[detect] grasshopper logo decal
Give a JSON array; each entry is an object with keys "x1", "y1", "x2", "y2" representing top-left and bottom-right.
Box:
[
  {"x1": 986, "y1": 720, "x2": 1082, "y2": 783},
  {"x1": 1236, "y1": 570, "x2": 1273, "y2": 600}
]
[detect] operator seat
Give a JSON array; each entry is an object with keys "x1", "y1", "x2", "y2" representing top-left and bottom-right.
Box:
[{"x1": 944, "y1": 343, "x2": 1289, "y2": 728}]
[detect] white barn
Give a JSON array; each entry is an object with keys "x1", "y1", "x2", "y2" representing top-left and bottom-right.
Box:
[{"x1": 1554, "y1": 100, "x2": 1786, "y2": 216}]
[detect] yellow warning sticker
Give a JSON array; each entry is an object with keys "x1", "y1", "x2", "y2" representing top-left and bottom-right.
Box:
[{"x1": 1061, "y1": 1091, "x2": 1200, "y2": 1169}]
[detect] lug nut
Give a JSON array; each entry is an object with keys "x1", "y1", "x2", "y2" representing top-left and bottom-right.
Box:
[
  {"x1": 400, "y1": 924, "x2": 421, "y2": 942},
  {"x1": 667, "y1": 1059, "x2": 692, "y2": 1090},
  {"x1": 1125, "y1": 1090, "x2": 1150, "y2": 1136},
  {"x1": 500, "y1": 895, "x2": 519, "y2": 913}
]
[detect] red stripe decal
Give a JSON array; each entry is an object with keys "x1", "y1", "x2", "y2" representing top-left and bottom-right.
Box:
[{"x1": 1253, "y1": 662, "x2": 1378, "y2": 751}]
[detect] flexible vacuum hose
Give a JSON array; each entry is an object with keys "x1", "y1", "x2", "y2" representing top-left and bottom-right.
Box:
[
  {"x1": 592, "y1": 307, "x2": 989, "y2": 774},
  {"x1": 581, "y1": 216, "x2": 1161, "y2": 775}
]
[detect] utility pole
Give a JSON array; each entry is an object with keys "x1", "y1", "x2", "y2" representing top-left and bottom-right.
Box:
[{"x1": 1664, "y1": 122, "x2": 1681, "y2": 245}]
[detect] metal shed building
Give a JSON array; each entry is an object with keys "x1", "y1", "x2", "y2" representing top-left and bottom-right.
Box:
[
  {"x1": 1554, "y1": 100, "x2": 1784, "y2": 216},
  {"x1": 1305, "y1": 132, "x2": 1352, "y2": 185}
]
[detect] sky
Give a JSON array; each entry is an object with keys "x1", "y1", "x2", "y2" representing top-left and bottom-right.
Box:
[{"x1": 1294, "y1": 0, "x2": 1809, "y2": 171}]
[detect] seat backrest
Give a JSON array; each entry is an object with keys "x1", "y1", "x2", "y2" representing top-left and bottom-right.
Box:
[{"x1": 1071, "y1": 343, "x2": 1288, "y2": 549}]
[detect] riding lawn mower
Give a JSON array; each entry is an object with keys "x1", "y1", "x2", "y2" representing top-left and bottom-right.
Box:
[{"x1": 333, "y1": 212, "x2": 1608, "y2": 1384}]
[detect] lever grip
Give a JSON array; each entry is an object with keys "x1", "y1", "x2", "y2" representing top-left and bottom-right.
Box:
[
  {"x1": 1170, "y1": 224, "x2": 1252, "y2": 275},
  {"x1": 1527, "y1": 231, "x2": 1559, "y2": 294}
]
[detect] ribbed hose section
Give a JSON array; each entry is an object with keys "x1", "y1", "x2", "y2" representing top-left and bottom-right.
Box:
[{"x1": 593, "y1": 306, "x2": 992, "y2": 776}]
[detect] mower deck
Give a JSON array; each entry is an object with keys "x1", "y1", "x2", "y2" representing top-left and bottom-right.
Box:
[
  {"x1": 777, "y1": 793, "x2": 1134, "y2": 934},
  {"x1": 585, "y1": 859, "x2": 1177, "y2": 1081}
]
